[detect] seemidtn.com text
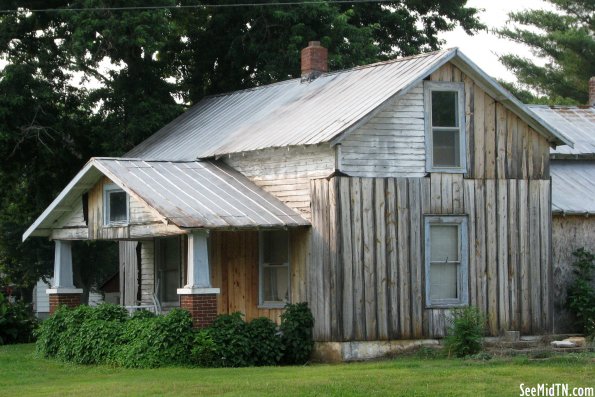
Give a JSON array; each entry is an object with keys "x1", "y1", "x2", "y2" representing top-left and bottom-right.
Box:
[{"x1": 520, "y1": 384, "x2": 594, "y2": 397}]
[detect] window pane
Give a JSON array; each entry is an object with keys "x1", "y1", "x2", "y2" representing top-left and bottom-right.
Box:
[
  {"x1": 158, "y1": 237, "x2": 181, "y2": 303},
  {"x1": 433, "y1": 129, "x2": 460, "y2": 167},
  {"x1": 109, "y1": 191, "x2": 127, "y2": 222},
  {"x1": 431, "y1": 91, "x2": 458, "y2": 127},
  {"x1": 262, "y1": 230, "x2": 288, "y2": 264},
  {"x1": 430, "y1": 262, "x2": 458, "y2": 300},
  {"x1": 263, "y1": 265, "x2": 289, "y2": 302},
  {"x1": 430, "y1": 224, "x2": 459, "y2": 262}
]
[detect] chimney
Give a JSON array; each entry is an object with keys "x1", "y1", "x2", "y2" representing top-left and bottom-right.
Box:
[
  {"x1": 589, "y1": 77, "x2": 595, "y2": 106},
  {"x1": 301, "y1": 41, "x2": 328, "y2": 81}
]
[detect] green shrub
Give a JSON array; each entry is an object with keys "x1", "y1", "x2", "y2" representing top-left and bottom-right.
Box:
[
  {"x1": 114, "y1": 308, "x2": 194, "y2": 368},
  {"x1": 567, "y1": 248, "x2": 595, "y2": 337},
  {"x1": 0, "y1": 292, "x2": 37, "y2": 345},
  {"x1": 444, "y1": 306, "x2": 485, "y2": 358},
  {"x1": 279, "y1": 302, "x2": 314, "y2": 364},
  {"x1": 248, "y1": 317, "x2": 283, "y2": 366},
  {"x1": 35, "y1": 305, "x2": 69, "y2": 358},
  {"x1": 190, "y1": 329, "x2": 218, "y2": 367},
  {"x1": 207, "y1": 312, "x2": 252, "y2": 367}
]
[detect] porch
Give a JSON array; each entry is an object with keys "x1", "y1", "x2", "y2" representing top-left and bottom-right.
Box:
[{"x1": 22, "y1": 158, "x2": 310, "y2": 326}]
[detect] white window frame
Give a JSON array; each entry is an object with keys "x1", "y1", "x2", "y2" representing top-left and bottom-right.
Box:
[
  {"x1": 103, "y1": 184, "x2": 129, "y2": 226},
  {"x1": 424, "y1": 81, "x2": 467, "y2": 173},
  {"x1": 258, "y1": 230, "x2": 291, "y2": 309},
  {"x1": 424, "y1": 215, "x2": 468, "y2": 308}
]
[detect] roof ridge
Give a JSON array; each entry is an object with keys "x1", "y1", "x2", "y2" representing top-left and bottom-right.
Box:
[{"x1": 204, "y1": 48, "x2": 456, "y2": 100}]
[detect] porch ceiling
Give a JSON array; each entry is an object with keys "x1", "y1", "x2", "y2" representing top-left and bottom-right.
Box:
[{"x1": 23, "y1": 158, "x2": 310, "y2": 241}]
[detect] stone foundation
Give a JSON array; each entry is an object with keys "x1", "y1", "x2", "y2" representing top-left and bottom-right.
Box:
[
  {"x1": 49, "y1": 293, "x2": 82, "y2": 314},
  {"x1": 179, "y1": 294, "x2": 218, "y2": 328}
]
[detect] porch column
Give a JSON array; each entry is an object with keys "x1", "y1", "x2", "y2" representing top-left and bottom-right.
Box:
[
  {"x1": 177, "y1": 230, "x2": 220, "y2": 328},
  {"x1": 46, "y1": 240, "x2": 83, "y2": 314}
]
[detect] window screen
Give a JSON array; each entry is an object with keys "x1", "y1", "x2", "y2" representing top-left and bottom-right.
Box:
[
  {"x1": 425, "y1": 216, "x2": 468, "y2": 307},
  {"x1": 260, "y1": 230, "x2": 290, "y2": 305}
]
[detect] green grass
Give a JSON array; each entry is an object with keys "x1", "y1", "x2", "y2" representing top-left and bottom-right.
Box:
[{"x1": 0, "y1": 344, "x2": 593, "y2": 397}]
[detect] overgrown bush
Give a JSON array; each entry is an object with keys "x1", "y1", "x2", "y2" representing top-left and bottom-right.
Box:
[
  {"x1": 279, "y1": 302, "x2": 314, "y2": 364},
  {"x1": 114, "y1": 308, "x2": 194, "y2": 368},
  {"x1": 248, "y1": 317, "x2": 283, "y2": 366},
  {"x1": 0, "y1": 292, "x2": 37, "y2": 345},
  {"x1": 207, "y1": 312, "x2": 252, "y2": 367},
  {"x1": 567, "y1": 248, "x2": 595, "y2": 337},
  {"x1": 191, "y1": 329, "x2": 218, "y2": 367},
  {"x1": 36, "y1": 304, "x2": 127, "y2": 364},
  {"x1": 35, "y1": 301, "x2": 315, "y2": 368},
  {"x1": 444, "y1": 306, "x2": 485, "y2": 358}
]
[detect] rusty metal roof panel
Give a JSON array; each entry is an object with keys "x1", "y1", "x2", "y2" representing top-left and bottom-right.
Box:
[
  {"x1": 551, "y1": 160, "x2": 595, "y2": 215},
  {"x1": 94, "y1": 159, "x2": 310, "y2": 228},
  {"x1": 126, "y1": 49, "x2": 456, "y2": 160},
  {"x1": 528, "y1": 105, "x2": 595, "y2": 156}
]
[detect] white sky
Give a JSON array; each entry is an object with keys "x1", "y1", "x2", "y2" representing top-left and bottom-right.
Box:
[{"x1": 440, "y1": 0, "x2": 552, "y2": 83}]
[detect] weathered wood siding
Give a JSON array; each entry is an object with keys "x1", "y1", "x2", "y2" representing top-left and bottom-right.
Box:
[
  {"x1": 85, "y1": 177, "x2": 183, "y2": 240},
  {"x1": 119, "y1": 241, "x2": 138, "y2": 306},
  {"x1": 139, "y1": 240, "x2": 155, "y2": 305},
  {"x1": 223, "y1": 145, "x2": 335, "y2": 220},
  {"x1": 338, "y1": 63, "x2": 551, "y2": 180},
  {"x1": 552, "y1": 215, "x2": 595, "y2": 333},
  {"x1": 339, "y1": 83, "x2": 426, "y2": 177},
  {"x1": 309, "y1": 176, "x2": 552, "y2": 341},
  {"x1": 429, "y1": 64, "x2": 550, "y2": 180},
  {"x1": 209, "y1": 228, "x2": 309, "y2": 324}
]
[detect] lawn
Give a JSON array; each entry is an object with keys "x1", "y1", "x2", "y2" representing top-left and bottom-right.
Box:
[{"x1": 0, "y1": 344, "x2": 593, "y2": 397}]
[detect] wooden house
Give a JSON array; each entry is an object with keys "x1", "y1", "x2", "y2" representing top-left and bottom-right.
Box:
[
  {"x1": 529, "y1": 97, "x2": 595, "y2": 333},
  {"x1": 23, "y1": 43, "x2": 573, "y2": 359}
]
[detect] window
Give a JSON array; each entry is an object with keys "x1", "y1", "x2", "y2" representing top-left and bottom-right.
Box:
[
  {"x1": 259, "y1": 230, "x2": 290, "y2": 308},
  {"x1": 424, "y1": 82, "x2": 466, "y2": 172},
  {"x1": 156, "y1": 237, "x2": 182, "y2": 304},
  {"x1": 103, "y1": 184, "x2": 129, "y2": 225},
  {"x1": 424, "y1": 216, "x2": 468, "y2": 307}
]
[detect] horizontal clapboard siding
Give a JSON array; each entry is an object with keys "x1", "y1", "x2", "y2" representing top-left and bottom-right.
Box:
[
  {"x1": 223, "y1": 145, "x2": 335, "y2": 220},
  {"x1": 340, "y1": 83, "x2": 426, "y2": 178},
  {"x1": 309, "y1": 176, "x2": 552, "y2": 341}
]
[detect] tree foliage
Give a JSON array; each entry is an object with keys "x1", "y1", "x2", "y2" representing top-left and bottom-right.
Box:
[
  {"x1": 0, "y1": 0, "x2": 483, "y2": 292},
  {"x1": 497, "y1": 0, "x2": 594, "y2": 104}
]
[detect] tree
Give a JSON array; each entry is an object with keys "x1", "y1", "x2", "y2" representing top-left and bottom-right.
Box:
[
  {"x1": 497, "y1": 0, "x2": 595, "y2": 105},
  {"x1": 0, "y1": 0, "x2": 484, "y2": 294}
]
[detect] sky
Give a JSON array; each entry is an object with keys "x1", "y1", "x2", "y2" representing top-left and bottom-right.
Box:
[{"x1": 440, "y1": 0, "x2": 552, "y2": 83}]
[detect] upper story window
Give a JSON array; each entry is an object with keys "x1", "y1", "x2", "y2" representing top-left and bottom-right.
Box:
[
  {"x1": 424, "y1": 82, "x2": 466, "y2": 173},
  {"x1": 259, "y1": 230, "x2": 290, "y2": 308},
  {"x1": 103, "y1": 184, "x2": 129, "y2": 226},
  {"x1": 424, "y1": 216, "x2": 468, "y2": 308}
]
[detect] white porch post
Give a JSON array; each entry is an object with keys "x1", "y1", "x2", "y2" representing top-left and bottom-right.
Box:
[
  {"x1": 177, "y1": 230, "x2": 219, "y2": 328},
  {"x1": 46, "y1": 240, "x2": 83, "y2": 313},
  {"x1": 177, "y1": 230, "x2": 220, "y2": 294}
]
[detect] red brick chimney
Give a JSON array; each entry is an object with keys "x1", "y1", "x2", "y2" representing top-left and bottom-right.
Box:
[
  {"x1": 301, "y1": 41, "x2": 328, "y2": 81},
  {"x1": 589, "y1": 77, "x2": 595, "y2": 106}
]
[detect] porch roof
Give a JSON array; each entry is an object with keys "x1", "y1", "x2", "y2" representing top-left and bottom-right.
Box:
[{"x1": 23, "y1": 158, "x2": 310, "y2": 241}]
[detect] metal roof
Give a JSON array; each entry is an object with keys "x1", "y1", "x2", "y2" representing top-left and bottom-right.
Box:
[
  {"x1": 126, "y1": 48, "x2": 571, "y2": 161},
  {"x1": 528, "y1": 105, "x2": 595, "y2": 157},
  {"x1": 23, "y1": 158, "x2": 309, "y2": 240},
  {"x1": 551, "y1": 160, "x2": 595, "y2": 215}
]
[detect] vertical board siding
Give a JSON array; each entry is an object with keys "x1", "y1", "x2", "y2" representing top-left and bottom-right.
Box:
[
  {"x1": 139, "y1": 240, "x2": 155, "y2": 305},
  {"x1": 551, "y1": 216, "x2": 595, "y2": 333},
  {"x1": 309, "y1": 176, "x2": 552, "y2": 341},
  {"x1": 209, "y1": 229, "x2": 308, "y2": 325}
]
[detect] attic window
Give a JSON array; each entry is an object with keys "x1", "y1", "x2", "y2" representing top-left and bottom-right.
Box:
[
  {"x1": 103, "y1": 184, "x2": 129, "y2": 226},
  {"x1": 424, "y1": 82, "x2": 466, "y2": 173}
]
